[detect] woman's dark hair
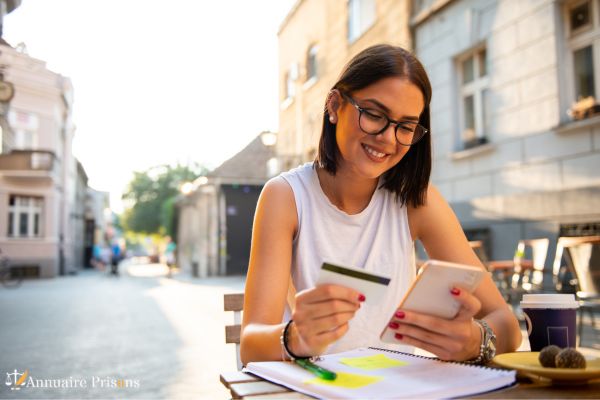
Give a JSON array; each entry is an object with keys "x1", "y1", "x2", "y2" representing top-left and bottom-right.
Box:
[{"x1": 316, "y1": 44, "x2": 432, "y2": 208}]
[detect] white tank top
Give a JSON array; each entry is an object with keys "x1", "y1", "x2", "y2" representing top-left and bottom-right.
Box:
[{"x1": 280, "y1": 162, "x2": 416, "y2": 354}]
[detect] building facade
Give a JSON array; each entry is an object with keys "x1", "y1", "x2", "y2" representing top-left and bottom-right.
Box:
[
  {"x1": 73, "y1": 159, "x2": 92, "y2": 269},
  {"x1": 0, "y1": 40, "x2": 80, "y2": 278},
  {"x1": 0, "y1": 0, "x2": 20, "y2": 158},
  {"x1": 85, "y1": 188, "x2": 111, "y2": 263},
  {"x1": 277, "y1": 0, "x2": 413, "y2": 171},
  {"x1": 176, "y1": 134, "x2": 275, "y2": 277},
  {"x1": 413, "y1": 0, "x2": 600, "y2": 273},
  {"x1": 277, "y1": 0, "x2": 600, "y2": 282}
]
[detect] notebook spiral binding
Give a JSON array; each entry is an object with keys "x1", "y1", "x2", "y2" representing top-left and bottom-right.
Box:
[{"x1": 368, "y1": 347, "x2": 502, "y2": 372}]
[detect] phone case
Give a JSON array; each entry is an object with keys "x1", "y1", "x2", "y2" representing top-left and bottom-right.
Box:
[{"x1": 380, "y1": 260, "x2": 485, "y2": 343}]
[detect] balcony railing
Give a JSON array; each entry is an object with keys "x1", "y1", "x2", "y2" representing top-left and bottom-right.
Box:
[{"x1": 0, "y1": 150, "x2": 58, "y2": 179}]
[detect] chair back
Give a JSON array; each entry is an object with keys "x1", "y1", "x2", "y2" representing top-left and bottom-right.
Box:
[
  {"x1": 469, "y1": 240, "x2": 489, "y2": 265},
  {"x1": 223, "y1": 281, "x2": 297, "y2": 371},
  {"x1": 224, "y1": 293, "x2": 244, "y2": 370},
  {"x1": 553, "y1": 236, "x2": 600, "y2": 296},
  {"x1": 513, "y1": 238, "x2": 549, "y2": 290}
]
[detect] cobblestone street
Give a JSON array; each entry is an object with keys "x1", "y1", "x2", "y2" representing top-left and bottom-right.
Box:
[{"x1": 0, "y1": 261, "x2": 245, "y2": 399}]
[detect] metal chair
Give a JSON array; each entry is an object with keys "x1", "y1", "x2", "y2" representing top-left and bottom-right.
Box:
[
  {"x1": 552, "y1": 236, "x2": 600, "y2": 345},
  {"x1": 509, "y1": 238, "x2": 550, "y2": 297},
  {"x1": 469, "y1": 240, "x2": 515, "y2": 300}
]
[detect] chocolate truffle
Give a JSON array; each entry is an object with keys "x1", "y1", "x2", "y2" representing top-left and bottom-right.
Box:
[
  {"x1": 555, "y1": 347, "x2": 586, "y2": 369},
  {"x1": 538, "y1": 345, "x2": 561, "y2": 368}
]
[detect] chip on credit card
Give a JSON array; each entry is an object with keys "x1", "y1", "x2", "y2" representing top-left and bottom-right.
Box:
[{"x1": 315, "y1": 262, "x2": 391, "y2": 305}]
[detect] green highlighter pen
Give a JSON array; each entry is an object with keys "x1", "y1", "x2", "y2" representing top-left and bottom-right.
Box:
[{"x1": 295, "y1": 359, "x2": 337, "y2": 380}]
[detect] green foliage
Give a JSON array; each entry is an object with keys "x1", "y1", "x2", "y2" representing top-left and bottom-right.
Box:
[
  {"x1": 121, "y1": 163, "x2": 206, "y2": 235},
  {"x1": 122, "y1": 231, "x2": 162, "y2": 256},
  {"x1": 161, "y1": 196, "x2": 178, "y2": 239}
]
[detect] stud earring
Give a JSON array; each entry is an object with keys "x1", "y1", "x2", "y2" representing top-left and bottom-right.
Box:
[{"x1": 329, "y1": 116, "x2": 335, "y2": 123}]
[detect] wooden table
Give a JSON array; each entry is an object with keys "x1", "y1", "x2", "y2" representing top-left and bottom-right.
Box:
[
  {"x1": 220, "y1": 370, "x2": 600, "y2": 399},
  {"x1": 221, "y1": 347, "x2": 600, "y2": 399}
]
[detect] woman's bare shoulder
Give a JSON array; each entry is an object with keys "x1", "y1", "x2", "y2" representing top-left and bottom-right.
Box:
[
  {"x1": 257, "y1": 176, "x2": 298, "y2": 229},
  {"x1": 261, "y1": 176, "x2": 295, "y2": 203},
  {"x1": 407, "y1": 184, "x2": 449, "y2": 240}
]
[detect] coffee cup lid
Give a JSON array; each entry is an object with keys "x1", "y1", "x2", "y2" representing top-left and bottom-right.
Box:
[{"x1": 520, "y1": 294, "x2": 579, "y2": 309}]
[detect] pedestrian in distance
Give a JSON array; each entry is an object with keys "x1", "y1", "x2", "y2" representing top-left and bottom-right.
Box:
[
  {"x1": 91, "y1": 243, "x2": 104, "y2": 270},
  {"x1": 100, "y1": 245, "x2": 111, "y2": 271},
  {"x1": 241, "y1": 44, "x2": 521, "y2": 365},
  {"x1": 164, "y1": 236, "x2": 176, "y2": 278},
  {"x1": 110, "y1": 240, "x2": 121, "y2": 276}
]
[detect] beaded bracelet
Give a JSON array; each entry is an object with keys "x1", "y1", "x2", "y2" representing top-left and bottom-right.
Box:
[
  {"x1": 279, "y1": 320, "x2": 310, "y2": 361},
  {"x1": 462, "y1": 320, "x2": 486, "y2": 364}
]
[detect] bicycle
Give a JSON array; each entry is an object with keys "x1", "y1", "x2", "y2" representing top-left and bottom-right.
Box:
[{"x1": 0, "y1": 249, "x2": 22, "y2": 288}]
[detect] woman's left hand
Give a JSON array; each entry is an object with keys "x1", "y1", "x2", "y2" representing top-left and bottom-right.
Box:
[{"x1": 388, "y1": 287, "x2": 483, "y2": 361}]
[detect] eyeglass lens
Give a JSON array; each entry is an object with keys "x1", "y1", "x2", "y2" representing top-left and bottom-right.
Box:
[
  {"x1": 359, "y1": 109, "x2": 425, "y2": 145},
  {"x1": 341, "y1": 92, "x2": 426, "y2": 146}
]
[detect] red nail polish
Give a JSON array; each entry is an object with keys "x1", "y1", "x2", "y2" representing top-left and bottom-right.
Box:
[
  {"x1": 388, "y1": 322, "x2": 399, "y2": 329},
  {"x1": 450, "y1": 288, "x2": 461, "y2": 296},
  {"x1": 395, "y1": 311, "x2": 405, "y2": 319},
  {"x1": 358, "y1": 294, "x2": 366, "y2": 302},
  {"x1": 395, "y1": 333, "x2": 403, "y2": 340}
]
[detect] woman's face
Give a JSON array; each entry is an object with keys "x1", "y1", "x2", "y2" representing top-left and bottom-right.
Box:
[{"x1": 329, "y1": 77, "x2": 425, "y2": 180}]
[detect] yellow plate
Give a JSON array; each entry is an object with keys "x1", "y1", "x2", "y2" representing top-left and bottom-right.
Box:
[{"x1": 492, "y1": 352, "x2": 600, "y2": 383}]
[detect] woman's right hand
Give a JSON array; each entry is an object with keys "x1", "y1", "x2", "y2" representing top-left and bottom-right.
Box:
[{"x1": 288, "y1": 284, "x2": 364, "y2": 357}]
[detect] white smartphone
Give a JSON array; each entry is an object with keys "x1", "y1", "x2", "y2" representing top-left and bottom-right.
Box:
[{"x1": 380, "y1": 260, "x2": 485, "y2": 343}]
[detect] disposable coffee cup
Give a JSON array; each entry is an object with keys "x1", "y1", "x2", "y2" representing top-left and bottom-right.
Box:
[{"x1": 520, "y1": 294, "x2": 579, "y2": 351}]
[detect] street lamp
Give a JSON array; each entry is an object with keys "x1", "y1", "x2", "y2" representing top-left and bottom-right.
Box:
[
  {"x1": 180, "y1": 182, "x2": 194, "y2": 195},
  {"x1": 260, "y1": 130, "x2": 277, "y2": 147},
  {"x1": 259, "y1": 131, "x2": 279, "y2": 177}
]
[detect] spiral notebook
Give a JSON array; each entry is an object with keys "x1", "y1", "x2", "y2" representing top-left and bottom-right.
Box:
[{"x1": 245, "y1": 347, "x2": 515, "y2": 399}]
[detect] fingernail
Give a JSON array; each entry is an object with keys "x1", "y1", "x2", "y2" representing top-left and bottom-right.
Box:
[
  {"x1": 395, "y1": 311, "x2": 405, "y2": 319},
  {"x1": 358, "y1": 294, "x2": 366, "y2": 302},
  {"x1": 388, "y1": 322, "x2": 399, "y2": 329},
  {"x1": 450, "y1": 288, "x2": 461, "y2": 296},
  {"x1": 395, "y1": 333, "x2": 404, "y2": 340}
]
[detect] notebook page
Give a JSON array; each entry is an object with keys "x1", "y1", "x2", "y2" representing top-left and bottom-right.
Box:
[{"x1": 245, "y1": 347, "x2": 515, "y2": 399}]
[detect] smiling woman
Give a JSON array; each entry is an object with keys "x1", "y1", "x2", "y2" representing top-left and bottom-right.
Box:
[{"x1": 241, "y1": 44, "x2": 522, "y2": 366}]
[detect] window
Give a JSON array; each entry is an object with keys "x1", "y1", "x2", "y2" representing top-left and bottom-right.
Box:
[
  {"x1": 284, "y1": 63, "x2": 298, "y2": 101},
  {"x1": 8, "y1": 110, "x2": 39, "y2": 150},
  {"x1": 285, "y1": 71, "x2": 294, "y2": 99},
  {"x1": 305, "y1": 44, "x2": 318, "y2": 82},
  {"x1": 7, "y1": 195, "x2": 43, "y2": 238},
  {"x1": 457, "y1": 47, "x2": 489, "y2": 150},
  {"x1": 348, "y1": 0, "x2": 376, "y2": 43},
  {"x1": 570, "y1": 1, "x2": 592, "y2": 33},
  {"x1": 564, "y1": 0, "x2": 600, "y2": 116},
  {"x1": 574, "y1": 45, "x2": 595, "y2": 99}
]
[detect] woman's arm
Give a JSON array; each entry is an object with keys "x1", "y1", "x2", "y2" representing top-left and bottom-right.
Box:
[
  {"x1": 241, "y1": 177, "x2": 298, "y2": 364},
  {"x1": 241, "y1": 177, "x2": 364, "y2": 364},
  {"x1": 405, "y1": 185, "x2": 522, "y2": 358}
]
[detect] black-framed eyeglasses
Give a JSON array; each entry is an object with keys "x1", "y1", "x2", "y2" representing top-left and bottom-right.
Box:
[{"x1": 340, "y1": 92, "x2": 428, "y2": 146}]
